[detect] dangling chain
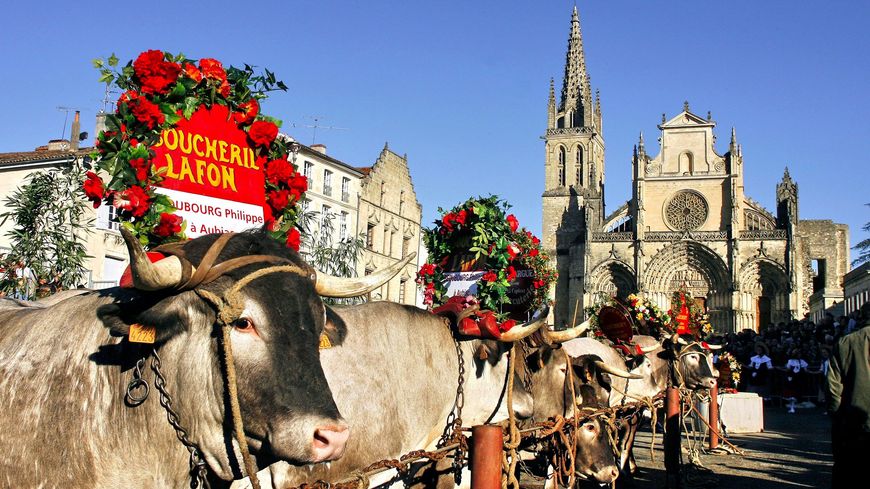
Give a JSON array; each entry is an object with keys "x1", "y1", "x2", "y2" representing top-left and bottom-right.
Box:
[{"x1": 437, "y1": 335, "x2": 466, "y2": 483}]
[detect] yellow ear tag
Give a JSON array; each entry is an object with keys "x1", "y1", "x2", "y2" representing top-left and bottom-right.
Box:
[
  {"x1": 319, "y1": 333, "x2": 333, "y2": 350},
  {"x1": 129, "y1": 323, "x2": 157, "y2": 344}
]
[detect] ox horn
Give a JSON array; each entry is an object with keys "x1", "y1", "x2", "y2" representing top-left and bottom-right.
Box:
[
  {"x1": 639, "y1": 342, "x2": 662, "y2": 354},
  {"x1": 593, "y1": 360, "x2": 643, "y2": 380},
  {"x1": 543, "y1": 318, "x2": 590, "y2": 344},
  {"x1": 315, "y1": 253, "x2": 416, "y2": 298},
  {"x1": 703, "y1": 342, "x2": 723, "y2": 351},
  {"x1": 121, "y1": 227, "x2": 186, "y2": 291},
  {"x1": 499, "y1": 306, "x2": 550, "y2": 342},
  {"x1": 672, "y1": 333, "x2": 688, "y2": 346}
]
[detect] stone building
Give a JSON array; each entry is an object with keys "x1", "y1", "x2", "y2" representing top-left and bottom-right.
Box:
[
  {"x1": 356, "y1": 143, "x2": 423, "y2": 305},
  {"x1": 542, "y1": 7, "x2": 850, "y2": 332}
]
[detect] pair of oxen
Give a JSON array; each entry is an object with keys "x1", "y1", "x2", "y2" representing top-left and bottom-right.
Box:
[{"x1": 0, "y1": 231, "x2": 717, "y2": 488}]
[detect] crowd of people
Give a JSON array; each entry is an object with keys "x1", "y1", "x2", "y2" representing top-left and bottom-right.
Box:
[{"x1": 714, "y1": 311, "x2": 865, "y2": 412}]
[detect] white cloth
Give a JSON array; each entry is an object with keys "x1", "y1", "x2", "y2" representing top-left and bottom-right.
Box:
[
  {"x1": 749, "y1": 354, "x2": 772, "y2": 369},
  {"x1": 786, "y1": 358, "x2": 808, "y2": 373}
]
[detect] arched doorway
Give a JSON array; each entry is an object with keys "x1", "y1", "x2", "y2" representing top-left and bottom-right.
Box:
[
  {"x1": 738, "y1": 259, "x2": 790, "y2": 332},
  {"x1": 644, "y1": 241, "x2": 732, "y2": 332},
  {"x1": 589, "y1": 260, "x2": 637, "y2": 302}
]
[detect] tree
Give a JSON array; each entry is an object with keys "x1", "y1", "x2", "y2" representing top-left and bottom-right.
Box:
[
  {"x1": 854, "y1": 203, "x2": 870, "y2": 267},
  {"x1": 0, "y1": 163, "x2": 92, "y2": 299},
  {"x1": 297, "y1": 208, "x2": 366, "y2": 304}
]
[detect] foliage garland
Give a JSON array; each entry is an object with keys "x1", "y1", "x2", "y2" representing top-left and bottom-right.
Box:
[
  {"x1": 669, "y1": 286, "x2": 713, "y2": 337},
  {"x1": 717, "y1": 351, "x2": 742, "y2": 391},
  {"x1": 584, "y1": 293, "x2": 672, "y2": 339},
  {"x1": 417, "y1": 196, "x2": 556, "y2": 328},
  {"x1": 84, "y1": 50, "x2": 305, "y2": 250}
]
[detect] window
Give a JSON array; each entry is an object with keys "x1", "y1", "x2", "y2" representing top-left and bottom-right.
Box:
[
  {"x1": 558, "y1": 146, "x2": 566, "y2": 186},
  {"x1": 321, "y1": 204, "x2": 331, "y2": 234},
  {"x1": 380, "y1": 181, "x2": 386, "y2": 206},
  {"x1": 575, "y1": 146, "x2": 584, "y2": 186},
  {"x1": 399, "y1": 278, "x2": 407, "y2": 304},
  {"x1": 323, "y1": 169, "x2": 333, "y2": 196},
  {"x1": 304, "y1": 161, "x2": 314, "y2": 188},
  {"x1": 339, "y1": 212, "x2": 348, "y2": 241},
  {"x1": 97, "y1": 204, "x2": 120, "y2": 231},
  {"x1": 399, "y1": 190, "x2": 405, "y2": 214},
  {"x1": 366, "y1": 223, "x2": 375, "y2": 249},
  {"x1": 402, "y1": 236, "x2": 411, "y2": 258},
  {"x1": 299, "y1": 198, "x2": 310, "y2": 213},
  {"x1": 383, "y1": 228, "x2": 391, "y2": 255},
  {"x1": 341, "y1": 177, "x2": 351, "y2": 203}
]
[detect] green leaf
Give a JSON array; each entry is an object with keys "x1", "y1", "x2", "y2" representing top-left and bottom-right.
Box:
[
  {"x1": 108, "y1": 54, "x2": 119, "y2": 67},
  {"x1": 182, "y1": 97, "x2": 199, "y2": 119},
  {"x1": 98, "y1": 72, "x2": 115, "y2": 84},
  {"x1": 92, "y1": 58, "x2": 104, "y2": 69}
]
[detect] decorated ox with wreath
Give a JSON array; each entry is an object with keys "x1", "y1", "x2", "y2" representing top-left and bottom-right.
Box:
[{"x1": 0, "y1": 228, "x2": 412, "y2": 487}]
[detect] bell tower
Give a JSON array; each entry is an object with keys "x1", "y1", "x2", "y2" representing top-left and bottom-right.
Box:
[{"x1": 542, "y1": 5, "x2": 606, "y2": 325}]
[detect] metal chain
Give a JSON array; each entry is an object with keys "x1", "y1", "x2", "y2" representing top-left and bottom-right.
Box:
[
  {"x1": 151, "y1": 349, "x2": 211, "y2": 489},
  {"x1": 125, "y1": 356, "x2": 150, "y2": 407},
  {"x1": 437, "y1": 335, "x2": 466, "y2": 484}
]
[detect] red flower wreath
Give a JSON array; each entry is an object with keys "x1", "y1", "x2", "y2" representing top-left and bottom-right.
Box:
[{"x1": 87, "y1": 50, "x2": 303, "y2": 250}]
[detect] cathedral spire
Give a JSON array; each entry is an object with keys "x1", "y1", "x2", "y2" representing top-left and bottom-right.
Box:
[
  {"x1": 638, "y1": 131, "x2": 645, "y2": 154},
  {"x1": 559, "y1": 5, "x2": 590, "y2": 120},
  {"x1": 730, "y1": 127, "x2": 737, "y2": 152}
]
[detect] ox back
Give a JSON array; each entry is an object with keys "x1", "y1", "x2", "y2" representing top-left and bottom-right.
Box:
[{"x1": 236, "y1": 301, "x2": 532, "y2": 489}]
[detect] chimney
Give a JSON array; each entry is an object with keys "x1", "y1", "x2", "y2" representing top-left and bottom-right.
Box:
[
  {"x1": 95, "y1": 110, "x2": 107, "y2": 141},
  {"x1": 70, "y1": 111, "x2": 81, "y2": 151},
  {"x1": 311, "y1": 143, "x2": 327, "y2": 155}
]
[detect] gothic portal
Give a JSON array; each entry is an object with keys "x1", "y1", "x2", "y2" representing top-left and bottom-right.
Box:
[{"x1": 541, "y1": 7, "x2": 850, "y2": 333}]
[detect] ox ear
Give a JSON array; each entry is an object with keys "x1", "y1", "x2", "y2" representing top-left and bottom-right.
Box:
[
  {"x1": 96, "y1": 294, "x2": 207, "y2": 344},
  {"x1": 323, "y1": 306, "x2": 348, "y2": 347}
]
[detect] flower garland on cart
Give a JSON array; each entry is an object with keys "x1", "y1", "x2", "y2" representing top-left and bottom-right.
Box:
[
  {"x1": 416, "y1": 196, "x2": 556, "y2": 338},
  {"x1": 84, "y1": 50, "x2": 305, "y2": 250}
]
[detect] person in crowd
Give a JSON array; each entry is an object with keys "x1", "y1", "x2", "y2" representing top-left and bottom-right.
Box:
[
  {"x1": 809, "y1": 346, "x2": 831, "y2": 408},
  {"x1": 828, "y1": 303, "x2": 870, "y2": 488},
  {"x1": 779, "y1": 348, "x2": 809, "y2": 413},
  {"x1": 746, "y1": 342, "x2": 773, "y2": 398}
]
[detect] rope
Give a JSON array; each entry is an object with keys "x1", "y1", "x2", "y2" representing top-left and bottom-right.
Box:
[
  {"x1": 608, "y1": 382, "x2": 659, "y2": 462},
  {"x1": 500, "y1": 344, "x2": 522, "y2": 489},
  {"x1": 221, "y1": 324, "x2": 261, "y2": 489}
]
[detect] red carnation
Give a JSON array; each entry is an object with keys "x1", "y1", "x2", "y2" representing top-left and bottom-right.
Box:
[
  {"x1": 248, "y1": 120, "x2": 278, "y2": 147},
  {"x1": 182, "y1": 63, "x2": 203, "y2": 83},
  {"x1": 506, "y1": 242, "x2": 521, "y2": 261},
  {"x1": 153, "y1": 212, "x2": 183, "y2": 237},
  {"x1": 286, "y1": 228, "x2": 301, "y2": 251},
  {"x1": 133, "y1": 50, "x2": 181, "y2": 95},
  {"x1": 199, "y1": 58, "x2": 227, "y2": 81},
  {"x1": 482, "y1": 271, "x2": 498, "y2": 283},
  {"x1": 506, "y1": 266, "x2": 517, "y2": 282},
  {"x1": 288, "y1": 174, "x2": 308, "y2": 199},
  {"x1": 455, "y1": 209, "x2": 467, "y2": 227},
  {"x1": 128, "y1": 157, "x2": 151, "y2": 182},
  {"x1": 507, "y1": 214, "x2": 519, "y2": 233},
  {"x1": 233, "y1": 99, "x2": 259, "y2": 126},
  {"x1": 129, "y1": 97, "x2": 165, "y2": 129},
  {"x1": 268, "y1": 189, "x2": 291, "y2": 212},
  {"x1": 219, "y1": 79, "x2": 231, "y2": 98},
  {"x1": 265, "y1": 158, "x2": 294, "y2": 185},
  {"x1": 441, "y1": 213, "x2": 455, "y2": 233},
  {"x1": 419, "y1": 263, "x2": 436, "y2": 278},
  {"x1": 113, "y1": 185, "x2": 150, "y2": 218},
  {"x1": 529, "y1": 248, "x2": 539, "y2": 258},
  {"x1": 83, "y1": 171, "x2": 104, "y2": 208}
]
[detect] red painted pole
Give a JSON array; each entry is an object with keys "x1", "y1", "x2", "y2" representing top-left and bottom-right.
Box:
[
  {"x1": 665, "y1": 386, "x2": 682, "y2": 488},
  {"x1": 471, "y1": 425, "x2": 503, "y2": 489},
  {"x1": 709, "y1": 383, "x2": 720, "y2": 450}
]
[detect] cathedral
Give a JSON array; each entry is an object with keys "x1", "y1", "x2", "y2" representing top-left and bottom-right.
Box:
[{"x1": 541, "y1": 7, "x2": 850, "y2": 333}]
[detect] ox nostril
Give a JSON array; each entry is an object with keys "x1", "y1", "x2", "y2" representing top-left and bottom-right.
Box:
[{"x1": 311, "y1": 424, "x2": 350, "y2": 463}]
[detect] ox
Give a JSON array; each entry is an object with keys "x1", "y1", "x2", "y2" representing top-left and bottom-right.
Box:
[
  {"x1": 0, "y1": 229, "x2": 404, "y2": 488},
  {"x1": 563, "y1": 334, "x2": 718, "y2": 477},
  {"x1": 234, "y1": 303, "x2": 547, "y2": 489},
  {"x1": 525, "y1": 329, "x2": 644, "y2": 486}
]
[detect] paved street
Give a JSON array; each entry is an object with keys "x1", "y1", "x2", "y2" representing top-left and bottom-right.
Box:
[{"x1": 630, "y1": 403, "x2": 832, "y2": 488}]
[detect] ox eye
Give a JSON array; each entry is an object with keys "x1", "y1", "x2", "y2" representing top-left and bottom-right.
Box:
[
  {"x1": 584, "y1": 423, "x2": 597, "y2": 433},
  {"x1": 233, "y1": 318, "x2": 256, "y2": 332}
]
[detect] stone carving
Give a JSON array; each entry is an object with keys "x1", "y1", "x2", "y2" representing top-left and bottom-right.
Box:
[
  {"x1": 591, "y1": 232, "x2": 633, "y2": 242},
  {"x1": 739, "y1": 229, "x2": 787, "y2": 240},
  {"x1": 665, "y1": 191, "x2": 708, "y2": 231},
  {"x1": 644, "y1": 161, "x2": 660, "y2": 176},
  {"x1": 646, "y1": 231, "x2": 728, "y2": 241},
  {"x1": 546, "y1": 127, "x2": 594, "y2": 136},
  {"x1": 714, "y1": 161, "x2": 724, "y2": 172}
]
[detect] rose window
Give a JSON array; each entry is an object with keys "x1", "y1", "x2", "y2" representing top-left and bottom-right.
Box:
[{"x1": 665, "y1": 191, "x2": 708, "y2": 231}]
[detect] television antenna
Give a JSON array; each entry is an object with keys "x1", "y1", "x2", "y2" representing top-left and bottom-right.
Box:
[
  {"x1": 57, "y1": 106, "x2": 83, "y2": 140},
  {"x1": 287, "y1": 115, "x2": 348, "y2": 144}
]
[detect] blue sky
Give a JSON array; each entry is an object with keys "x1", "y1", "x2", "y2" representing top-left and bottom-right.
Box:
[{"x1": 2, "y1": 1, "x2": 868, "y2": 262}]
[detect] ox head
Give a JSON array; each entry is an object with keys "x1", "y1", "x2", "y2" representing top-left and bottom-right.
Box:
[
  {"x1": 573, "y1": 417, "x2": 620, "y2": 485},
  {"x1": 664, "y1": 335, "x2": 717, "y2": 391},
  {"x1": 97, "y1": 230, "x2": 408, "y2": 479}
]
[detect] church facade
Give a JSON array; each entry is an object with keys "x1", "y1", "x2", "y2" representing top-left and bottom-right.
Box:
[{"x1": 542, "y1": 7, "x2": 850, "y2": 333}]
